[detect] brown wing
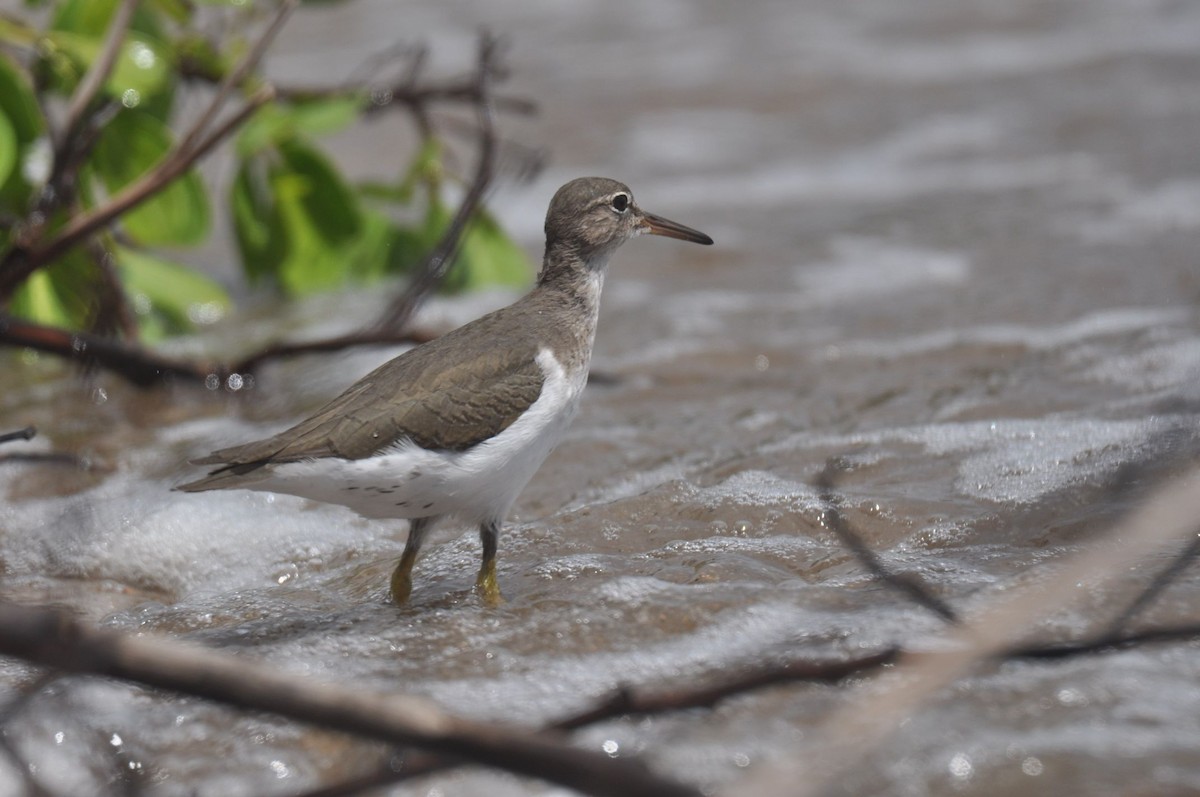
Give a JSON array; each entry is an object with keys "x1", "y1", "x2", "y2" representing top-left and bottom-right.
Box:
[{"x1": 178, "y1": 331, "x2": 545, "y2": 490}]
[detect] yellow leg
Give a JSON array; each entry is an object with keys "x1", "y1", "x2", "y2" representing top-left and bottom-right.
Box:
[
  {"x1": 390, "y1": 547, "x2": 418, "y2": 605},
  {"x1": 474, "y1": 520, "x2": 504, "y2": 606},
  {"x1": 390, "y1": 517, "x2": 433, "y2": 605}
]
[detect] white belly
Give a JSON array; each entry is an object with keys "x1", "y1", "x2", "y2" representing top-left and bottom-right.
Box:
[{"x1": 248, "y1": 348, "x2": 586, "y2": 524}]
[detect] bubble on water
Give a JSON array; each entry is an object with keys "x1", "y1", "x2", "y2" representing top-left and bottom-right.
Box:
[{"x1": 948, "y1": 752, "x2": 973, "y2": 780}]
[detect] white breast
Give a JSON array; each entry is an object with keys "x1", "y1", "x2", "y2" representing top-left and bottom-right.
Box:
[{"x1": 254, "y1": 347, "x2": 588, "y2": 524}]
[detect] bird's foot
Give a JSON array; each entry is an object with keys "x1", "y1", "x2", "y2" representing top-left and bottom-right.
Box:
[
  {"x1": 389, "y1": 550, "x2": 418, "y2": 606},
  {"x1": 474, "y1": 561, "x2": 504, "y2": 607}
]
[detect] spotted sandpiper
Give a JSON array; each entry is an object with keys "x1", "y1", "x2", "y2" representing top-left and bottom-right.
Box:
[{"x1": 179, "y1": 177, "x2": 712, "y2": 605}]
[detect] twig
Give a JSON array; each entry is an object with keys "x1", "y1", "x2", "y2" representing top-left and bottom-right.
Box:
[
  {"x1": 0, "y1": 601, "x2": 699, "y2": 797},
  {"x1": 373, "y1": 33, "x2": 502, "y2": 333},
  {"x1": 0, "y1": 85, "x2": 276, "y2": 300},
  {"x1": 738, "y1": 465, "x2": 1200, "y2": 797},
  {"x1": 0, "y1": 0, "x2": 292, "y2": 302},
  {"x1": 816, "y1": 457, "x2": 959, "y2": 623},
  {"x1": 1103, "y1": 529, "x2": 1200, "y2": 634},
  {"x1": 0, "y1": 427, "x2": 36, "y2": 445},
  {"x1": 290, "y1": 614, "x2": 1200, "y2": 797},
  {"x1": 175, "y1": 0, "x2": 296, "y2": 157},
  {"x1": 228, "y1": 326, "x2": 438, "y2": 375},
  {"x1": 54, "y1": 0, "x2": 139, "y2": 171},
  {"x1": 0, "y1": 313, "x2": 215, "y2": 386}
]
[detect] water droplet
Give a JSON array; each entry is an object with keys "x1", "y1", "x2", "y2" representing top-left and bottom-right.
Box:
[
  {"x1": 204, "y1": 373, "x2": 220, "y2": 391},
  {"x1": 22, "y1": 137, "x2": 52, "y2": 185},
  {"x1": 269, "y1": 760, "x2": 289, "y2": 778},
  {"x1": 226, "y1": 373, "x2": 244, "y2": 391},
  {"x1": 948, "y1": 752, "x2": 972, "y2": 779},
  {"x1": 1021, "y1": 757, "x2": 1043, "y2": 776},
  {"x1": 121, "y1": 88, "x2": 140, "y2": 108},
  {"x1": 53, "y1": 731, "x2": 64, "y2": 745},
  {"x1": 754, "y1": 354, "x2": 770, "y2": 371},
  {"x1": 601, "y1": 739, "x2": 619, "y2": 757},
  {"x1": 129, "y1": 41, "x2": 156, "y2": 70},
  {"x1": 110, "y1": 733, "x2": 122, "y2": 747},
  {"x1": 733, "y1": 752, "x2": 750, "y2": 768}
]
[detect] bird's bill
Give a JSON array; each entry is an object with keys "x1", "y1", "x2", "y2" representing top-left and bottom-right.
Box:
[{"x1": 640, "y1": 211, "x2": 714, "y2": 245}]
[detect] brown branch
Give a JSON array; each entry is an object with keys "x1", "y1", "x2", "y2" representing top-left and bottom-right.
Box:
[
  {"x1": 0, "y1": 86, "x2": 276, "y2": 302},
  {"x1": 1102, "y1": 529, "x2": 1200, "y2": 635},
  {"x1": 228, "y1": 326, "x2": 439, "y2": 375},
  {"x1": 816, "y1": 457, "x2": 959, "y2": 623},
  {"x1": 55, "y1": 0, "x2": 139, "y2": 168},
  {"x1": 0, "y1": 427, "x2": 35, "y2": 446},
  {"x1": 0, "y1": 0, "x2": 293, "y2": 302},
  {"x1": 291, "y1": 615, "x2": 1200, "y2": 797},
  {"x1": 176, "y1": 0, "x2": 297, "y2": 157},
  {"x1": 0, "y1": 312, "x2": 215, "y2": 386},
  {"x1": 0, "y1": 601, "x2": 700, "y2": 797},
  {"x1": 374, "y1": 33, "x2": 502, "y2": 333}
]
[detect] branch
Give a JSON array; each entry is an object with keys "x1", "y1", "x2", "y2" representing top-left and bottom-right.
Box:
[
  {"x1": 0, "y1": 312, "x2": 215, "y2": 386},
  {"x1": 0, "y1": 0, "x2": 293, "y2": 302},
  {"x1": 292, "y1": 616, "x2": 1200, "y2": 797},
  {"x1": 740, "y1": 465, "x2": 1200, "y2": 797},
  {"x1": 0, "y1": 601, "x2": 699, "y2": 797},
  {"x1": 54, "y1": 0, "x2": 139, "y2": 168},
  {"x1": 12, "y1": 86, "x2": 274, "y2": 293},
  {"x1": 816, "y1": 457, "x2": 959, "y2": 623},
  {"x1": 0, "y1": 427, "x2": 35, "y2": 446},
  {"x1": 175, "y1": 0, "x2": 297, "y2": 157},
  {"x1": 1103, "y1": 529, "x2": 1200, "y2": 634},
  {"x1": 373, "y1": 33, "x2": 502, "y2": 333}
]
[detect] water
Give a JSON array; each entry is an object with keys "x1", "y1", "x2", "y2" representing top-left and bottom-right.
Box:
[{"x1": 3, "y1": 0, "x2": 1200, "y2": 794}]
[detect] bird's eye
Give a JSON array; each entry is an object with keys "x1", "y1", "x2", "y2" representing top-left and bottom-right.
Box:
[{"x1": 610, "y1": 193, "x2": 630, "y2": 212}]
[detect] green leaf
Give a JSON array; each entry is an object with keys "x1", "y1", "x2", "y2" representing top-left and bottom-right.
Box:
[
  {"x1": 236, "y1": 95, "x2": 363, "y2": 155},
  {"x1": 231, "y1": 154, "x2": 279, "y2": 285},
  {"x1": 115, "y1": 246, "x2": 230, "y2": 337},
  {"x1": 8, "y1": 270, "x2": 73, "y2": 328},
  {"x1": 46, "y1": 31, "x2": 173, "y2": 103},
  {"x1": 231, "y1": 140, "x2": 366, "y2": 295},
  {"x1": 270, "y1": 141, "x2": 362, "y2": 294},
  {"x1": 0, "y1": 53, "x2": 46, "y2": 208},
  {"x1": 90, "y1": 109, "x2": 211, "y2": 246},
  {"x1": 0, "y1": 112, "x2": 18, "y2": 190},
  {"x1": 7, "y1": 248, "x2": 98, "y2": 329},
  {"x1": 444, "y1": 209, "x2": 532, "y2": 293}
]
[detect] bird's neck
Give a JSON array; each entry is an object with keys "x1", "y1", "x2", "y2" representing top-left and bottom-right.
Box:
[
  {"x1": 529, "y1": 238, "x2": 608, "y2": 368},
  {"x1": 537, "y1": 239, "x2": 607, "y2": 314}
]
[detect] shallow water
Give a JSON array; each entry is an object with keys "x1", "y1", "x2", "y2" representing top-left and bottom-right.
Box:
[{"x1": 3, "y1": 0, "x2": 1200, "y2": 795}]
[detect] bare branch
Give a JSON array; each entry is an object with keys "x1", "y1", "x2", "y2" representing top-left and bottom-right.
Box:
[
  {"x1": 0, "y1": 313, "x2": 215, "y2": 386},
  {"x1": 816, "y1": 457, "x2": 959, "y2": 623},
  {"x1": 55, "y1": 0, "x2": 139, "y2": 166},
  {"x1": 0, "y1": 85, "x2": 276, "y2": 301},
  {"x1": 1103, "y1": 529, "x2": 1200, "y2": 634},
  {"x1": 0, "y1": 427, "x2": 36, "y2": 446},
  {"x1": 738, "y1": 465, "x2": 1200, "y2": 797},
  {"x1": 0, "y1": 601, "x2": 699, "y2": 797},
  {"x1": 374, "y1": 33, "x2": 502, "y2": 333},
  {"x1": 175, "y1": 0, "x2": 297, "y2": 158}
]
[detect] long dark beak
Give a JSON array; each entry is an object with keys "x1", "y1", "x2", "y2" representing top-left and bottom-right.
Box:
[{"x1": 640, "y1": 210, "x2": 714, "y2": 245}]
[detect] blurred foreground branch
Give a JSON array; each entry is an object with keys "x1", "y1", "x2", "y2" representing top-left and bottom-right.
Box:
[{"x1": 0, "y1": 601, "x2": 698, "y2": 797}]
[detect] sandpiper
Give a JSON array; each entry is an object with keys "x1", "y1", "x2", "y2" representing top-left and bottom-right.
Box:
[{"x1": 179, "y1": 177, "x2": 713, "y2": 605}]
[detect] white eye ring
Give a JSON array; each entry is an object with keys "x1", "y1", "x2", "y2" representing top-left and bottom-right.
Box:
[{"x1": 610, "y1": 193, "x2": 630, "y2": 213}]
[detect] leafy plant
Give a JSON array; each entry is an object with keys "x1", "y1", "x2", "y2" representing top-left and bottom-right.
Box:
[{"x1": 0, "y1": 0, "x2": 532, "y2": 346}]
